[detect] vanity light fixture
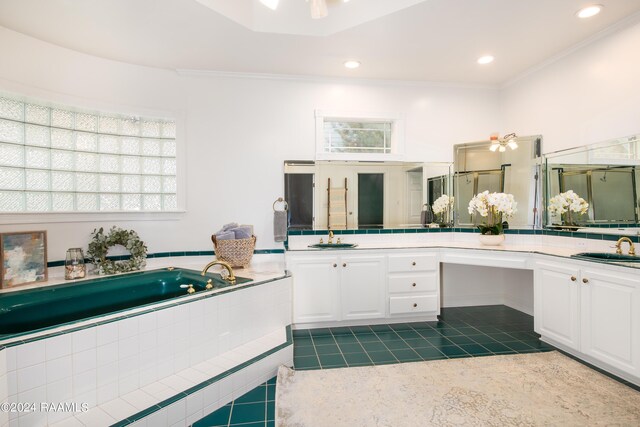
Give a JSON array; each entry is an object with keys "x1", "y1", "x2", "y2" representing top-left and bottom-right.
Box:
[
  {"x1": 344, "y1": 60, "x2": 361, "y2": 69},
  {"x1": 309, "y1": 0, "x2": 328, "y2": 19},
  {"x1": 259, "y1": 0, "x2": 279, "y2": 11},
  {"x1": 489, "y1": 133, "x2": 518, "y2": 152},
  {"x1": 576, "y1": 5, "x2": 602, "y2": 19},
  {"x1": 477, "y1": 55, "x2": 494, "y2": 65}
]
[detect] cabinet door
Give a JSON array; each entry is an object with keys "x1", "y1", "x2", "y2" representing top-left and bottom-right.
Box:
[
  {"x1": 534, "y1": 261, "x2": 580, "y2": 350},
  {"x1": 340, "y1": 255, "x2": 386, "y2": 320},
  {"x1": 289, "y1": 256, "x2": 340, "y2": 323},
  {"x1": 580, "y1": 269, "x2": 640, "y2": 376}
]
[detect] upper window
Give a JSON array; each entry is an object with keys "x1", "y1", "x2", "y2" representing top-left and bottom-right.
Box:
[
  {"x1": 0, "y1": 95, "x2": 177, "y2": 213},
  {"x1": 315, "y1": 110, "x2": 404, "y2": 161},
  {"x1": 323, "y1": 119, "x2": 392, "y2": 154}
]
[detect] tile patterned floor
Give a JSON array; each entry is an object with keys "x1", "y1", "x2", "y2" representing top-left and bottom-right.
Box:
[{"x1": 193, "y1": 305, "x2": 553, "y2": 426}]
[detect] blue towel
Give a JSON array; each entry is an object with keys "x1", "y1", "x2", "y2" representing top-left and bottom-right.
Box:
[
  {"x1": 232, "y1": 226, "x2": 252, "y2": 239},
  {"x1": 216, "y1": 231, "x2": 235, "y2": 240}
]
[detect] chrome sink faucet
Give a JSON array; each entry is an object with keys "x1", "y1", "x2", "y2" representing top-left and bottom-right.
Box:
[{"x1": 615, "y1": 237, "x2": 636, "y2": 256}]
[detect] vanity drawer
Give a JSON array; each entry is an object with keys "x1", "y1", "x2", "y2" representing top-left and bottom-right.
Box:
[
  {"x1": 389, "y1": 295, "x2": 437, "y2": 315},
  {"x1": 388, "y1": 253, "x2": 437, "y2": 273},
  {"x1": 388, "y1": 273, "x2": 437, "y2": 293}
]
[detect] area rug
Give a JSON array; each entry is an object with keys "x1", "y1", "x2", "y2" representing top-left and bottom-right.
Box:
[{"x1": 275, "y1": 351, "x2": 640, "y2": 426}]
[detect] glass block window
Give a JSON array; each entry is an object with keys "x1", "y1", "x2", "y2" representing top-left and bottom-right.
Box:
[
  {"x1": 0, "y1": 95, "x2": 177, "y2": 212},
  {"x1": 323, "y1": 119, "x2": 392, "y2": 154}
]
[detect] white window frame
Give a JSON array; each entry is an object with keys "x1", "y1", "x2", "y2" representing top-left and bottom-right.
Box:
[{"x1": 315, "y1": 109, "x2": 405, "y2": 161}]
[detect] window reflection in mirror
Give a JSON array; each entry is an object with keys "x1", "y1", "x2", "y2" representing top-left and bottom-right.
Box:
[
  {"x1": 453, "y1": 136, "x2": 542, "y2": 228},
  {"x1": 544, "y1": 134, "x2": 640, "y2": 229},
  {"x1": 284, "y1": 161, "x2": 452, "y2": 230}
]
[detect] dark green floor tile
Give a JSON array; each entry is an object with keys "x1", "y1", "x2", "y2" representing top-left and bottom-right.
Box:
[
  {"x1": 309, "y1": 328, "x2": 332, "y2": 336},
  {"x1": 414, "y1": 346, "x2": 446, "y2": 359},
  {"x1": 293, "y1": 337, "x2": 313, "y2": 346},
  {"x1": 334, "y1": 335, "x2": 359, "y2": 344},
  {"x1": 294, "y1": 355, "x2": 320, "y2": 369},
  {"x1": 311, "y1": 335, "x2": 336, "y2": 345},
  {"x1": 350, "y1": 325, "x2": 372, "y2": 333},
  {"x1": 266, "y1": 385, "x2": 275, "y2": 401},
  {"x1": 384, "y1": 339, "x2": 410, "y2": 350},
  {"x1": 361, "y1": 341, "x2": 388, "y2": 352},
  {"x1": 396, "y1": 330, "x2": 421, "y2": 339},
  {"x1": 446, "y1": 335, "x2": 476, "y2": 345},
  {"x1": 319, "y1": 353, "x2": 347, "y2": 368},
  {"x1": 425, "y1": 336, "x2": 455, "y2": 346},
  {"x1": 487, "y1": 332, "x2": 518, "y2": 341},
  {"x1": 230, "y1": 402, "x2": 265, "y2": 424},
  {"x1": 267, "y1": 421, "x2": 275, "y2": 427},
  {"x1": 315, "y1": 344, "x2": 341, "y2": 355},
  {"x1": 436, "y1": 328, "x2": 464, "y2": 337},
  {"x1": 458, "y1": 343, "x2": 492, "y2": 355},
  {"x1": 508, "y1": 331, "x2": 540, "y2": 340},
  {"x1": 454, "y1": 326, "x2": 482, "y2": 335},
  {"x1": 468, "y1": 334, "x2": 498, "y2": 344},
  {"x1": 234, "y1": 387, "x2": 266, "y2": 404},
  {"x1": 355, "y1": 333, "x2": 381, "y2": 343},
  {"x1": 417, "y1": 329, "x2": 441, "y2": 338},
  {"x1": 193, "y1": 404, "x2": 231, "y2": 427},
  {"x1": 267, "y1": 401, "x2": 275, "y2": 421},
  {"x1": 369, "y1": 324, "x2": 393, "y2": 332},
  {"x1": 344, "y1": 352, "x2": 372, "y2": 365},
  {"x1": 503, "y1": 341, "x2": 536, "y2": 352},
  {"x1": 375, "y1": 331, "x2": 401, "y2": 340},
  {"x1": 338, "y1": 342, "x2": 365, "y2": 354},
  {"x1": 440, "y1": 345, "x2": 469, "y2": 357},
  {"x1": 390, "y1": 348, "x2": 421, "y2": 362},
  {"x1": 330, "y1": 327, "x2": 353, "y2": 336},
  {"x1": 368, "y1": 350, "x2": 397, "y2": 363},
  {"x1": 293, "y1": 346, "x2": 316, "y2": 357},
  {"x1": 230, "y1": 422, "x2": 266, "y2": 427},
  {"x1": 403, "y1": 337, "x2": 431, "y2": 348},
  {"x1": 292, "y1": 329, "x2": 310, "y2": 338},
  {"x1": 390, "y1": 323, "x2": 413, "y2": 331},
  {"x1": 267, "y1": 377, "x2": 276, "y2": 385},
  {"x1": 481, "y1": 342, "x2": 513, "y2": 353}
]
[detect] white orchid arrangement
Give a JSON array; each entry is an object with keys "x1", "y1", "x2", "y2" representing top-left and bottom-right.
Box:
[
  {"x1": 432, "y1": 194, "x2": 454, "y2": 226},
  {"x1": 548, "y1": 190, "x2": 588, "y2": 225},
  {"x1": 468, "y1": 191, "x2": 517, "y2": 235}
]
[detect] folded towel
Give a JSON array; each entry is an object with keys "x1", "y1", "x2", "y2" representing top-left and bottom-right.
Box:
[
  {"x1": 274, "y1": 210, "x2": 287, "y2": 242},
  {"x1": 215, "y1": 222, "x2": 239, "y2": 235},
  {"x1": 215, "y1": 231, "x2": 235, "y2": 240},
  {"x1": 232, "y1": 226, "x2": 252, "y2": 240}
]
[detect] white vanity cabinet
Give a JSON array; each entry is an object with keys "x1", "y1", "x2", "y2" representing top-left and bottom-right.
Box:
[
  {"x1": 286, "y1": 252, "x2": 385, "y2": 325},
  {"x1": 535, "y1": 258, "x2": 640, "y2": 380},
  {"x1": 387, "y1": 252, "x2": 439, "y2": 319}
]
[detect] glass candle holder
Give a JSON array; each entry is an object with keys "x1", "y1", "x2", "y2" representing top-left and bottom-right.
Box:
[{"x1": 65, "y1": 248, "x2": 86, "y2": 280}]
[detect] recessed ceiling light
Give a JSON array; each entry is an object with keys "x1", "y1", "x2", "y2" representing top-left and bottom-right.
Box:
[
  {"x1": 576, "y1": 5, "x2": 602, "y2": 18},
  {"x1": 477, "y1": 55, "x2": 494, "y2": 65},
  {"x1": 344, "y1": 60, "x2": 361, "y2": 69}
]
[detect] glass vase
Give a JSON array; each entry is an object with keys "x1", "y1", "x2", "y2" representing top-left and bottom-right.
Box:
[{"x1": 65, "y1": 248, "x2": 86, "y2": 280}]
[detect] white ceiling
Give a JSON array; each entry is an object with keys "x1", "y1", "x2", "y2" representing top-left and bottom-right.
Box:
[{"x1": 0, "y1": 0, "x2": 639, "y2": 85}]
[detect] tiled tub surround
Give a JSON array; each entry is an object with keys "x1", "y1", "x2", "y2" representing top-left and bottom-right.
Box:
[
  {"x1": 286, "y1": 232, "x2": 640, "y2": 388},
  {"x1": 0, "y1": 257, "x2": 292, "y2": 427}
]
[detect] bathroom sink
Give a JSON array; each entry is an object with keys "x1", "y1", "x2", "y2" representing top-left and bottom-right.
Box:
[
  {"x1": 571, "y1": 252, "x2": 640, "y2": 262},
  {"x1": 308, "y1": 243, "x2": 358, "y2": 249}
]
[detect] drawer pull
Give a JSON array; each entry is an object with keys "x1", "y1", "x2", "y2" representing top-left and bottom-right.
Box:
[
  {"x1": 413, "y1": 303, "x2": 418, "y2": 308},
  {"x1": 412, "y1": 283, "x2": 416, "y2": 287},
  {"x1": 412, "y1": 261, "x2": 416, "y2": 266},
  {"x1": 582, "y1": 278, "x2": 589, "y2": 284},
  {"x1": 343, "y1": 263, "x2": 347, "y2": 267},
  {"x1": 333, "y1": 263, "x2": 337, "y2": 268},
  {"x1": 570, "y1": 276, "x2": 577, "y2": 282}
]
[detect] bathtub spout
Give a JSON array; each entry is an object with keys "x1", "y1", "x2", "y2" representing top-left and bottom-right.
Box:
[{"x1": 201, "y1": 260, "x2": 236, "y2": 285}]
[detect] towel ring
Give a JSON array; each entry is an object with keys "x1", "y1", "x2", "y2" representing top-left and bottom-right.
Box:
[{"x1": 273, "y1": 197, "x2": 289, "y2": 212}]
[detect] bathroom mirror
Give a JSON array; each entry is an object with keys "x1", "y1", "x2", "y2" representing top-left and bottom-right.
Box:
[
  {"x1": 283, "y1": 161, "x2": 452, "y2": 230},
  {"x1": 543, "y1": 133, "x2": 640, "y2": 234},
  {"x1": 453, "y1": 135, "x2": 542, "y2": 228}
]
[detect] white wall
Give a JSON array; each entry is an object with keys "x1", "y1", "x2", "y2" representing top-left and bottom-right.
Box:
[
  {"x1": 501, "y1": 16, "x2": 640, "y2": 152},
  {"x1": 0, "y1": 26, "x2": 501, "y2": 260}
]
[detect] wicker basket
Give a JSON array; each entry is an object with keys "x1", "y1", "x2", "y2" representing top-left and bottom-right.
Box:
[{"x1": 211, "y1": 235, "x2": 256, "y2": 268}]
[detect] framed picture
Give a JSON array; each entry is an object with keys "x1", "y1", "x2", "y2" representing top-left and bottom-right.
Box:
[{"x1": 1, "y1": 231, "x2": 48, "y2": 288}]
